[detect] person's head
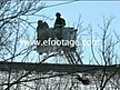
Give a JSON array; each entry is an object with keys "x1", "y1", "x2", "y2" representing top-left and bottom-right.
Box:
[
  {"x1": 56, "y1": 12, "x2": 61, "y2": 18},
  {"x1": 38, "y1": 20, "x2": 42, "y2": 25}
]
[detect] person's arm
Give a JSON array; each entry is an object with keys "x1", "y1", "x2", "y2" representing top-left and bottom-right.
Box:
[{"x1": 62, "y1": 18, "x2": 66, "y2": 27}]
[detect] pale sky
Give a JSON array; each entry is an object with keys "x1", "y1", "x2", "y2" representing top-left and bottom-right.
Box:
[
  {"x1": 27, "y1": 1, "x2": 120, "y2": 64},
  {"x1": 39, "y1": 1, "x2": 120, "y2": 30}
]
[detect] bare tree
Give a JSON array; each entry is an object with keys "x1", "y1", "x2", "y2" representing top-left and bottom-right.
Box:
[
  {"x1": 0, "y1": 4, "x2": 88, "y2": 88},
  {"x1": 0, "y1": 0, "x2": 120, "y2": 89},
  {"x1": 0, "y1": 0, "x2": 48, "y2": 89},
  {"x1": 90, "y1": 16, "x2": 120, "y2": 90}
]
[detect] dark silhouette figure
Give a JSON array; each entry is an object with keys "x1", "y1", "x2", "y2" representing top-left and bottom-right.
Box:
[
  {"x1": 36, "y1": 20, "x2": 49, "y2": 54},
  {"x1": 37, "y1": 20, "x2": 49, "y2": 30},
  {"x1": 36, "y1": 20, "x2": 49, "y2": 48},
  {"x1": 37, "y1": 20, "x2": 43, "y2": 30},
  {"x1": 43, "y1": 21, "x2": 49, "y2": 29},
  {"x1": 53, "y1": 12, "x2": 66, "y2": 40},
  {"x1": 37, "y1": 20, "x2": 49, "y2": 41},
  {"x1": 37, "y1": 20, "x2": 42, "y2": 41},
  {"x1": 54, "y1": 12, "x2": 66, "y2": 28}
]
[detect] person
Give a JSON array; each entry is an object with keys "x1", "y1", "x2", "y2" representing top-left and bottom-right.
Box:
[
  {"x1": 36, "y1": 20, "x2": 49, "y2": 54},
  {"x1": 54, "y1": 12, "x2": 66, "y2": 28},
  {"x1": 37, "y1": 20, "x2": 43, "y2": 30},
  {"x1": 53, "y1": 12, "x2": 66, "y2": 40},
  {"x1": 37, "y1": 20, "x2": 49, "y2": 30},
  {"x1": 36, "y1": 20, "x2": 49, "y2": 42},
  {"x1": 43, "y1": 21, "x2": 49, "y2": 29},
  {"x1": 37, "y1": 20, "x2": 43, "y2": 40}
]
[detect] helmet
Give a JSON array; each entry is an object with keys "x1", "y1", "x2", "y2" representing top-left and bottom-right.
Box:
[
  {"x1": 38, "y1": 20, "x2": 42, "y2": 24},
  {"x1": 56, "y1": 12, "x2": 61, "y2": 17}
]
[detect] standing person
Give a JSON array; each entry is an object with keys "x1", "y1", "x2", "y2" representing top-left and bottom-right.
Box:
[
  {"x1": 54, "y1": 12, "x2": 66, "y2": 28},
  {"x1": 36, "y1": 20, "x2": 49, "y2": 43},
  {"x1": 53, "y1": 12, "x2": 66, "y2": 40}
]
